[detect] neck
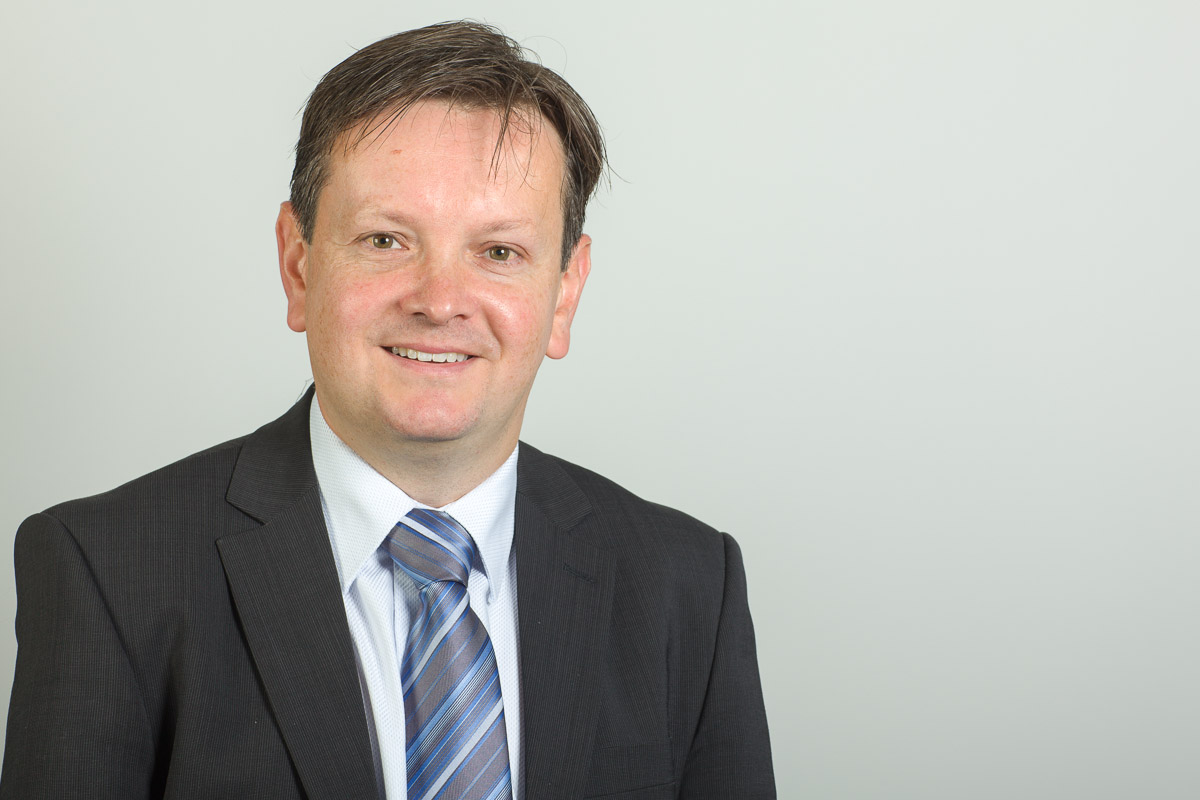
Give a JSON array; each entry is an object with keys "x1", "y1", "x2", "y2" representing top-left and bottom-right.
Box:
[
  {"x1": 316, "y1": 399, "x2": 519, "y2": 508},
  {"x1": 370, "y1": 437, "x2": 515, "y2": 508}
]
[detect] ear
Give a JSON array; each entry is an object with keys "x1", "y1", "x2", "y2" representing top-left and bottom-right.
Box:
[
  {"x1": 276, "y1": 202, "x2": 310, "y2": 333},
  {"x1": 546, "y1": 234, "x2": 592, "y2": 360}
]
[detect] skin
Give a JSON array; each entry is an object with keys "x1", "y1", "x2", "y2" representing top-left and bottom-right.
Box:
[{"x1": 277, "y1": 100, "x2": 591, "y2": 506}]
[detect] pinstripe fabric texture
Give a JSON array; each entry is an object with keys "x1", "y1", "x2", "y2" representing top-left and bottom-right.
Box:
[{"x1": 385, "y1": 509, "x2": 513, "y2": 800}]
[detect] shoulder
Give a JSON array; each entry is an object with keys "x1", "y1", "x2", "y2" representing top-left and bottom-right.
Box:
[
  {"x1": 12, "y1": 418, "x2": 297, "y2": 672},
  {"x1": 18, "y1": 394, "x2": 305, "y2": 584},
  {"x1": 32, "y1": 392, "x2": 314, "y2": 548},
  {"x1": 38, "y1": 433, "x2": 251, "y2": 543},
  {"x1": 13, "y1": 436, "x2": 257, "y2": 621},
  {"x1": 556, "y1": 453, "x2": 718, "y2": 531},
  {"x1": 518, "y1": 443, "x2": 731, "y2": 583}
]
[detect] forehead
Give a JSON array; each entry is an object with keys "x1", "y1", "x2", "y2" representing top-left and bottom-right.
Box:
[{"x1": 323, "y1": 101, "x2": 566, "y2": 206}]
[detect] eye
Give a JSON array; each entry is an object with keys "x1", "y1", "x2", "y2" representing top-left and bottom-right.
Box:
[
  {"x1": 486, "y1": 246, "x2": 513, "y2": 262},
  {"x1": 370, "y1": 234, "x2": 397, "y2": 249}
]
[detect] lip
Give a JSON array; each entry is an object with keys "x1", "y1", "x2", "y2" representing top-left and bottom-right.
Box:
[
  {"x1": 381, "y1": 345, "x2": 476, "y2": 368},
  {"x1": 385, "y1": 343, "x2": 476, "y2": 357}
]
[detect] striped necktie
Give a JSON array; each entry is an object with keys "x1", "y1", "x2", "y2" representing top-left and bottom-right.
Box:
[{"x1": 385, "y1": 508, "x2": 513, "y2": 800}]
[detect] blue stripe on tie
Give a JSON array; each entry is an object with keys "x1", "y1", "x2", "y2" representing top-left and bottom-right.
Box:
[
  {"x1": 427, "y1": 709, "x2": 507, "y2": 800},
  {"x1": 407, "y1": 647, "x2": 497, "y2": 763},
  {"x1": 405, "y1": 620, "x2": 483, "y2": 720},
  {"x1": 411, "y1": 508, "x2": 474, "y2": 551},
  {"x1": 389, "y1": 529, "x2": 470, "y2": 582},
  {"x1": 479, "y1": 768, "x2": 512, "y2": 800},
  {"x1": 402, "y1": 583, "x2": 466, "y2": 663},
  {"x1": 411, "y1": 661, "x2": 499, "y2": 770},
  {"x1": 389, "y1": 509, "x2": 511, "y2": 800},
  {"x1": 406, "y1": 510, "x2": 474, "y2": 568},
  {"x1": 413, "y1": 698, "x2": 505, "y2": 799},
  {"x1": 405, "y1": 612, "x2": 482, "y2": 704},
  {"x1": 450, "y1": 724, "x2": 509, "y2": 799},
  {"x1": 408, "y1": 677, "x2": 502, "y2": 795},
  {"x1": 401, "y1": 588, "x2": 471, "y2": 685}
]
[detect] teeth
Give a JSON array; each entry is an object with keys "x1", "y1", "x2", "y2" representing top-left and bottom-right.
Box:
[{"x1": 390, "y1": 347, "x2": 469, "y2": 363}]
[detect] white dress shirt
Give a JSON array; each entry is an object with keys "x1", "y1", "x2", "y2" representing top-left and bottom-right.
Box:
[{"x1": 309, "y1": 400, "x2": 524, "y2": 799}]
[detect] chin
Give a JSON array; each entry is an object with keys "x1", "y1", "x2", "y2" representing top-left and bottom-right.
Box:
[{"x1": 379, "y1": 405, "x2": 480, "y2": 445}]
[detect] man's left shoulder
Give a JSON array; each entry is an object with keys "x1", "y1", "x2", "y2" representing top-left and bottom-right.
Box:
[{"x1": 518, "y1": 442, "x2": 731, "y2": 573}]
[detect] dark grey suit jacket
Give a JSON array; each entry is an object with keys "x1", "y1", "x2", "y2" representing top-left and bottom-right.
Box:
[{"x1": 1, "y1": 392, "x2": 774, "y2": 799}]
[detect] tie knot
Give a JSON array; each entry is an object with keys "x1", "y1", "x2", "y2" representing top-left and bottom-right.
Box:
[{"x1": 385, "y1": 508, "x2": 476, "y2": 588}]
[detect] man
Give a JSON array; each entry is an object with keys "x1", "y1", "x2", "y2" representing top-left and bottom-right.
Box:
[{"x1": 2, "y1": 21, "x2": 774, "y2": 800}]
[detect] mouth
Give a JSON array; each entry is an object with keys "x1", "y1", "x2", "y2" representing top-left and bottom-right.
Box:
[{"x1": 387, "y1": 346, "x2": 472, "y2": 363}]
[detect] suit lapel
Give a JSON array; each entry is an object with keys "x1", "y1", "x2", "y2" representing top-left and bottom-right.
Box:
[
  {"x1": 515, "y1": 444, "x2": 615, "y2": 800},
  {"x1": 217, "y1": 392, "x2": 377, "y2": 800}
]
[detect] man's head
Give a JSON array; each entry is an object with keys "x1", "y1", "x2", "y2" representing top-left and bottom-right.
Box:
[
  {"x1": 276, "y1": 22, "x2": 606, "y2": 502},
  {"x1": 289, "y1": 20, "x2": 606, "y2": 269}
]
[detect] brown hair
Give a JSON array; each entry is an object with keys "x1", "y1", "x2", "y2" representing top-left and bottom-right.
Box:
[{"x1": 289, "y1": 20, "x2": 607, "y2": 268}]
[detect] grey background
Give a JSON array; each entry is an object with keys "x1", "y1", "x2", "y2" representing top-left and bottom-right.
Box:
[{"x1": 2, "y1": 1, "x2": 1198, "y2": 797}]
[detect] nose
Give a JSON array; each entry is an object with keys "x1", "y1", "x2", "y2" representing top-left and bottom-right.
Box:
[{"x1": 400, "y1": 251, "x2": 473, "y2": 325}]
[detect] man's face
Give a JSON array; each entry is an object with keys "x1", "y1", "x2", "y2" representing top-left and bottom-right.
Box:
[{"x1": 277, "y1": 100, "x2": 589, "y2": 472}]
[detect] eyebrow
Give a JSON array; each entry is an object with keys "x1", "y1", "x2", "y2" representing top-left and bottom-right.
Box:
[
  {"x1": 355, "y1": 209, "x2": 537, "y2": 235},
  {"x1": 477, "y1": 219, "x2": 537, "y2": 235},
  {"x1": 353, "y1": 209, "x2": 415, "y2": 228}
]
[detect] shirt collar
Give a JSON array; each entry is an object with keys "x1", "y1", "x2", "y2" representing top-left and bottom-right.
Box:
[{"x1": 308, "y1": 398, "x2": 518, "y2": 599}]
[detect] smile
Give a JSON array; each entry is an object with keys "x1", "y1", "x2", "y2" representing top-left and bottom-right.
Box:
[{"x1": 389, "y1": 347, "x2": 471, "y2": 363}]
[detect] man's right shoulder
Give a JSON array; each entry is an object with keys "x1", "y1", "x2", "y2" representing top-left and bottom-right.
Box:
[
  {"x1": 34, "y1": 390, "x2": 316, "y2": 544},
  {"x1": 39, "y1": 432, "x2": 252, "y2": 535}
]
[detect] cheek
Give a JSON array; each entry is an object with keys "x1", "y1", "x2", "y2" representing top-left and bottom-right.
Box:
[
  {"x1": 490, "y1": 284, "x2": 559, "y2": 357},
  {"x1": 309, "y1": 271, "x2": 384, "y2": 346}
]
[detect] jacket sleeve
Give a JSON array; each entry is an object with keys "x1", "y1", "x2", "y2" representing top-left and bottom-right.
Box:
[
  {"x1": 1, "y1": 512, "x2": 156, "y2": 799},
  {"x1": 678, "y1": 532, "x2": 777, "y2": 798}
]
